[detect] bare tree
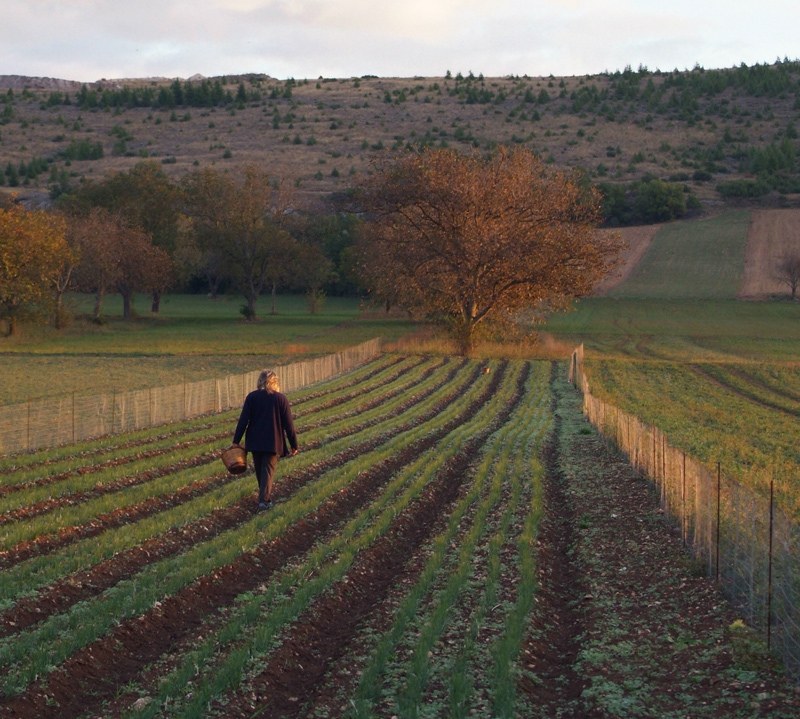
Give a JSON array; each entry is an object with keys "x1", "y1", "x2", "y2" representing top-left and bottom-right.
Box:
[{"x1": 776, "y1": 253, "x2": 800, "y2": 300}]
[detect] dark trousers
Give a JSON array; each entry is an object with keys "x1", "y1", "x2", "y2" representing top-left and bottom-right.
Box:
[{"x1": 251, "y1": 451, "x2": 278, "y2": 503}]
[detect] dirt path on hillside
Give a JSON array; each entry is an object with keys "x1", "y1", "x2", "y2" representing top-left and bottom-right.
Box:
[
  {"x1": 519, "y1": 376, "x2": 800, "y2": 717},
  {"x1": 594, "y1": 225, "x2": 660, "y2": 295},
  {"x1": 740, "y1": 209, "x2": 800, "y2": 298}
]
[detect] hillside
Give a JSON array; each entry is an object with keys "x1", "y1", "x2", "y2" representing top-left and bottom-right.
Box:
[{"x1": 2, "y1": 61, "x2": 800, "y2": 210}]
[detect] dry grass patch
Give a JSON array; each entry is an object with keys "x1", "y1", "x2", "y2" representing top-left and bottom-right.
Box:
[
  {"x1": 740, "y1": 209, "x2": 800, "y2": 299},
  {"x1": 593, "y1": 224, "x2": 660, "y2": 295}
]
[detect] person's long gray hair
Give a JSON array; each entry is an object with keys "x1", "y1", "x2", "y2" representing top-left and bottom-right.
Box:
[{"x1": 257, "y1": 369, "x2": 280, "y2": 392}]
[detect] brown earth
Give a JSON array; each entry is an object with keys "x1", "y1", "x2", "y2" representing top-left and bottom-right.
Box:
[
  {"x1": 2, "y1": 364, "x2": 799, "y2": 717},
  {"x1": 740, "y1": 209, "x2": 800, "y2": 299},
  {"x1": 517, "y1": 378, "x2": 800, "y2": 718},
  {"x1": 594, "y1": 224, "x2": 660, "y2": 295}
]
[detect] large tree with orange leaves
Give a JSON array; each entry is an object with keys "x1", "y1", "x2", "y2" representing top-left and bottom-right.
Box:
[
  {"x1": 0, "y1": 203, "x2": 71, "y2": 335},
  {"x1": 356, "y1": 146, "x2": 622, "y2": 354}
]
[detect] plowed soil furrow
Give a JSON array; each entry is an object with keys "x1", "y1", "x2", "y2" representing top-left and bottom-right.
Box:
[
  {"x1": 301, "y1": 370, "x2": 540, "y2": 718},
  {"x1": 0, "y1": 363, "x2": 500, "y2": 719},
  {"x1": 288, "y1": 355, "x2": 407, "y2": 407},
  {"x1": 0, "y1": 448, "x2": 223, "y2": 525},
  {"x1": 516, "y1": 374, "x2": 590, "y2": 718},
  {"x1": 0, "y1": 463, "x2": 236, "y2": 568},
  {"x1": 0, "y1": 362, "x2": 470, "y2": 627},
  {"x1": 0, "y1": 360, "x2": 436, "y2": 524},
  {"x1": 213, "y1": 365, "x2": 527, "y2": 719},
  {"x1": 0, "y1": 420, "x2": 221, "y2": 479},
  {"x1": 0, "y1": 356, "x2": 421, "y2": 500},
  {"x1": 293, "y1": 355, "x2": 429, "y2": 415},
  {"x1": 297, "y1": 357, "x2": 449, "y2": 433},
  {"x1": 0, "y1": 429, "x2": 226, "y2": 499}
]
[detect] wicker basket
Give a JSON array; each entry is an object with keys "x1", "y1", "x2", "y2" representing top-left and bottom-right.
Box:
[{"x1": 221, "y1": 444, "x2": 247, "y2": 474}]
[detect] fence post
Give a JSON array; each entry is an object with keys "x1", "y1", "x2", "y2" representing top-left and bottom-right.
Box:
[
  {"x1": 26, "y1": 400, "x2": 31, "y2": 451},
  {"x1": 72, "y1": 391, "x2": 76, "y2": 443},
  {"x1": 767, "y1": 475, "x2": 775, "y2": 649},
  {"x1": 653, "y1": 431, "x2": 657, "y2": 480},
  {"x1": 716, "y1": 461, "x2": 721, "y2": 583},
  {"x1": 682, "y1": 451, "x2": 687, "y2": 546}
]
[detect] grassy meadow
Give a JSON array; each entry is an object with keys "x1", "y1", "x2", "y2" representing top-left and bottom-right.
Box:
[
  {"x1": 0, "y1": 293, "x2": 415, "y2": 405},
  {"x1": 607, "y1": 210, "x2": 751, "y2": 300}
]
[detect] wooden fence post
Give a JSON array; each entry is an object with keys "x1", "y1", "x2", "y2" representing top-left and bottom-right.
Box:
[
  {"x1": 682, "y1": 451, "x2": 687, "y2": 546},
  {"x1": 716, "y1": 461, "x2": 721, "y2": 582},
  {"x1": 767, "y1": 476, "x2": 775, "y2": 649}
]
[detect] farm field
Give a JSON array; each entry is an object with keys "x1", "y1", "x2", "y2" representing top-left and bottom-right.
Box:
[
  {"x1": 1, "y1": 354, "x2": 798, "y2": 718},
  {"x1": 0, "y1": 354, "x2": 551, "y2": 717},
  {"x1": 582, "y1": 358, "x2": 800, "y2": 511},
  {"x1": 607, "y1": 211, "x2": 751, "y2": 300},
  {"x1": 0, "y1": 293, "x2": 416, "y2": 406},
  {"x1": 542, "y1": 207, "x2": 800, "y2": 515}
]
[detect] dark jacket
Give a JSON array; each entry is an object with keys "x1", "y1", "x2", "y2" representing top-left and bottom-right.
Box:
[{"x1": 233, "y1": 389, "x2": 298, "y2": 456}]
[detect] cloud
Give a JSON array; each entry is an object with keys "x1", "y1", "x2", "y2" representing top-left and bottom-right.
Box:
[{"x1": 0, "y1": 0, "x2": 797, "y2": 82}]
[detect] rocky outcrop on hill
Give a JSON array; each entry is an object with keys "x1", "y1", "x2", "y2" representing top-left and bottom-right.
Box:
[{"x1": 0, "y1": 75, "x2": 84, "y2": 91}]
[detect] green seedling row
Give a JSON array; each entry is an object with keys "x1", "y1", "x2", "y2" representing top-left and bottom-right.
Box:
[
  {"x1": 0, "y1": 358, "x2": 507, "y2": 696},
  {"x1": 121, "y1": 362, "x2": 526, "y2": 719},
  {"x1": 346, "y1": 363, "x2": 551, "y2": 718},
  {"x1": 0, "y1": 356, "x2": 466, "y2": 606}
]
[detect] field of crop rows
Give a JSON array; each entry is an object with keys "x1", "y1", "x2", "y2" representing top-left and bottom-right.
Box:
[
  {"x1": 585, "y1": 359, "x2": 800, "y2": 506},
  {"x1": 0, "y1": 354, "x2": 553, "y2": 718}
]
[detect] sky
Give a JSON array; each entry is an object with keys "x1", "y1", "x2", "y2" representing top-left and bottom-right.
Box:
[{"x1": 1, "y1": 0, "x2": 798, "y2": 83}]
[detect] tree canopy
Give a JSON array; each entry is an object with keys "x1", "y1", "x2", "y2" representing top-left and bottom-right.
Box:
[
  {"x1": 0, "y1": 203, "x2": 71, "y2": 335},
  {"x1": 356, "y1": 146, "x2": 622, "y2": 354},
  {"x1": 181, "y1": 165, "x2": 295, "y2": 319}
]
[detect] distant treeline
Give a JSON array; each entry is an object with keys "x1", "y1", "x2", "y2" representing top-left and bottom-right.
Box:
[{"x1": 39, "y1": 76, "x2": 283, "y2": 111}]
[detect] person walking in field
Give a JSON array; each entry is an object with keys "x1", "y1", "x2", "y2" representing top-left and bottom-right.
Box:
[{"x1": 232, "y1": 369, "x2": 298, "y2": 512}]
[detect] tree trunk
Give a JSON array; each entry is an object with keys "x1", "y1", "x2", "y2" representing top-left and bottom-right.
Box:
[
  {"x1": 271, "y1": 282, "x2": 277, "y2": 314},
  {"x1": 151, "y1": 290, "x2": 161, "y2": 313},
  {"x1": 122, "y1": 290, "x2": 133, "y2": 320},
  {"x1": 454, "y1": 320, "x2": 475, "y2": 357},
  {"x1": 93, "y1": 290, "x2": 105, "y2": 322},
  {"x1": 243, "y1": 292, "x2": 258, "y2": 321},
  {"x1": 53, "y1": 292, "x2": 66, "y2": 329},
  {"x1": 206, "y1": 273, "x2": 220, "y2": 299}
]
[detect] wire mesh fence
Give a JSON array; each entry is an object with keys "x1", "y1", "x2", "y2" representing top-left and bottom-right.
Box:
[
  {"x1": 569, "y1": 344, "x2": 800, "y2": 681},
  {"x1": 0, "y1": 338, "x2": 381, "y2": 455}
]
